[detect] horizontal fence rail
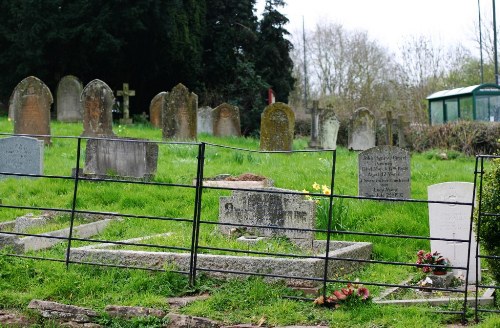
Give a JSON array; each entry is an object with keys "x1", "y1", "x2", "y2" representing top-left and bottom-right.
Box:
[{"x1": 0, "y1": 133, "x2": 497, "y2": 324}]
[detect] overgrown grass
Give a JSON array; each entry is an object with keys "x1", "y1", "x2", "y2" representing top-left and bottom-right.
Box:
[{"x1": 0, "y1": 117, "x2": 497, "y2": 327}]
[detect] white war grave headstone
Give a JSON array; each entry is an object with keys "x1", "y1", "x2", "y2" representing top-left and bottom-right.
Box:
[{"x1": 428, "y1": 182, "x2": 480, "y2": 283}]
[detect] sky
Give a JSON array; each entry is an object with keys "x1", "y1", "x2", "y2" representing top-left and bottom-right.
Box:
[{"x1": 256, "y1": 0, "x2": 492, "y2": 54}]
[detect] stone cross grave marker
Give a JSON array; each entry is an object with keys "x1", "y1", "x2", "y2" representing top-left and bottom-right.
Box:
[
  {"x1": 213, "y1": 103, "x2": 241, "y2": 137},
  {"x1": 11, "y1": 76, "x2": 53, "y2": 145},
  {"x1": 56, "y1": 75, "x2": 83, "y2": 122},
  {"x1": 308, "y1": 100, "x2": 321, "y2": 148},
  {"x1": 0, "y1": 136, "x2": 44, "y2": 179},
  {"x1": 81, "y1": 79, "x2": 116, "y2": 137},
  {"x1": 162, "y1": 83, "x2": 198, "y2": 140},
  {"x1": 219, "y1": 189, "x2": 316, "y2": 241},
  {"x1": 84, "y1": 138, "x2": 158, "y2": 180},
  {"x1": 117, "y1": 83, "x2": 135, "y2": 124},
  {"x1": 428, "y1": 182, "x2": 480, "y2": 283},
  {"x1": 149, "y1": 91, "x2": 167, "y2": 128},
  {"x1": 348, "y1": 107, "x2": 375, "y2": 151},
  {"x1": 197, "y1": 106, "x2": 214, "y2": 135},
  {"x1": 260, "y1": 102, "x2": 295, "y2": 151},
  {"x1": 318, "y1": 109, "x2": 340, "y2": 150},
  {"x1": 358, "y1": 146, "x2": 411, "y2": 199}
]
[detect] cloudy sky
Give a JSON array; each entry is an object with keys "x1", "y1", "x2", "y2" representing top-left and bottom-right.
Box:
[{"x1": 256, "y1": 0, "x2": 490, "y2": 53}]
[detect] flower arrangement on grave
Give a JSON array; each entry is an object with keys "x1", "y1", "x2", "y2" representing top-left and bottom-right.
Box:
[
  {"x1": 416, "y1": 250, "x2": 450, "y2": 275},
  {"x1": 313, "y1": 282, "x2": 371, "y2": 308}
]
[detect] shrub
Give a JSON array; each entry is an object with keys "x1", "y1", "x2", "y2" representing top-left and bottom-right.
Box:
[
  {"x1": 406, "y1": 121, "x2": 500, "y2": 156},
  {"x1": 475, "y1": 158, "x2": 500, "y2": 283}
]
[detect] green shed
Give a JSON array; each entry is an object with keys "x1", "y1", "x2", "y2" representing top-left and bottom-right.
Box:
[{"x1": 427, "y1": 83, "x2": 500, "y2": 125}]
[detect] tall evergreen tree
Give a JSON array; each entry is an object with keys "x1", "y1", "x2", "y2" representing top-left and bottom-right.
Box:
[{"x1": 256, "y1": 0, "x2": 294, "y2": 102}]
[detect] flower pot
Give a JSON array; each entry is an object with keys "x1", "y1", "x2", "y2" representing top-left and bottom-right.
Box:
[{"x1": 432, "y1": 270, "x2": 447, "y2": 275}]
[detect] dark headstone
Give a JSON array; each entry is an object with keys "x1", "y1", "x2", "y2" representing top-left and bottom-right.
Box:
[
  {"x1": 81, "y1": 79, "x2": 115, "y2": 137},
  {"x1": 162, "y1": 83, "x2": 197, "y2": 140},
  {"x1": 260, "y1": 102, "x2": 295, "y2": 151},
  {"x1": 11, "y1": 76, "x2": 53, "y2": 145},
  {"x1": 56, "y1": 75, "x2": 83, "y2": 122},
  {"x1": 213, "y1": 103, "x2": 241, "y2": 137},
  {"x1": 358, "y1": 146, "x2": 411, "y2": 199}
]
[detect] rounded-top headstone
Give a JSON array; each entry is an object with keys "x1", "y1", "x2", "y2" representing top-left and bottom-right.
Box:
[
  {"x1": 162, "y1": 83, "x2": 198, "y2": 140},
  {"x1": 260, "y1": 102, "x2": 295, "y2": 151},
  {"x1": 80, "y1": 79, "x2": 116, "y2": 137},
  {"x1": 319, "y1": 109, "x2": 340, "y2": 150},
  {"x1": 149, "y1": 91, "x2": 167, "y2": 129},
  {"x1": 56, "y1": 75, "x2": 83, "y2": 122},
  {"x1": 348, "y1": 107, "x2": 375, "y2": 151},
  {"x1": 213, "y1": 103, "x2": 241, "y2": 137},
  {"x1": 11, "y1": 76, "x2": 53, "y2": 145}
]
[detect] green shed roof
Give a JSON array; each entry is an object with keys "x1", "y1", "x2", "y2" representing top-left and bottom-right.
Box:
[{"x1": 426, "y1": 83, "x2": 500, "y2": 100}]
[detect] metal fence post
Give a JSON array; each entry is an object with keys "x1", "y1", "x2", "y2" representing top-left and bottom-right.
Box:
[
  {"x1": 65, "y1": 137, "x2": 82, "y2": 269},
  {"x1": 322, "y1": 150, "x2": 337, "y2": 300}
]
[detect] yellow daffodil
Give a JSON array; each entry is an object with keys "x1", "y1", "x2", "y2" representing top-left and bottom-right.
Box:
[
  {"x1": 312, "y1": 182, "x2": 320, "y2": 190},
  {"x1": 322, "y1": 185, "x2": 331, "y2": 195}
]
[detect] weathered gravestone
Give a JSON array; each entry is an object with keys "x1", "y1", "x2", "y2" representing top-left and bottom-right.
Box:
[
  {"x1": 348, "y1": 107, "x2": 375, "y2": 151},
  {"x1": 428, "y1": 182, "x2": 480, "y2": 283},
  {"x1": 197, "y1": 106, "x2": 213, "y2": 135},
  {"x1": 11, "y1": 76, "x2": 53, "y2": 145},
  {"x1": 56, "y1": 75, "x2": 83, "y2": 122},
  {"x1": 219, "y1": 189, "x2": 315, "y2": 241},
  {"x1": 84, "y1": 139, "x2": 158, "y2": 180},
  {"x1": 0, "y1": 136, "x2": 43, "y2": 179},
  {"x1": 149, "y1": 92, "x2": 167, "y2": 128},
  {"x1": 358, "y1": 146, "x2": 411, "y2": 198},
  {"x1": 319, "y1": 109, "x2": 340, "y2": 149},
  {"x1": 260, "y1": 102, "x2": 295, "y2": 151},
  {"x1": 162, "y1": 83, "x2": 197, "y2": 140},
  {"x1": 213, "y1": 103, "x2": 241, "y2": 137},
  {"x1": 81, "y1": 79, "x2": 116, "y2": 137}
]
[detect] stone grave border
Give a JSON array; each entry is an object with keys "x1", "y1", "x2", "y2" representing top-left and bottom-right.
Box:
[{"x1": 0, "y1": 133, "x2": 497, "y2": 322}]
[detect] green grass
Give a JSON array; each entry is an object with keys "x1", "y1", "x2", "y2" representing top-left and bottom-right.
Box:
[{"x1": 0, "y1": 117, "x2": 497, "y2": 327}]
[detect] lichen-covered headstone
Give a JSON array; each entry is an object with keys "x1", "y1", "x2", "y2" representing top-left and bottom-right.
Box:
[
  {"x1": 260, "y1": 102, "x2": 295, "y2": 151},
  {"x1": 56, "y1": 75, "x2": 83, "y2": 122},
  {"x1": 11, "y1": 76, "x2": 53, "y2": 145},
  {"x1": 358, "y1": 146, "x2": 411, "y2": 198},
  {"x1": 149, "y1": 92, "x2": 167, "y2": 128},
  {"x1": 162, "y1": 83, "x2": 198, "y2": 140},
  {"x1": 213, "y1": 103, "x2": 241, "y2": 137},
  {"x1": 197, "y1": 106, "x2": 214, "y2": 135},
  {"x1": 81, "y1": 79, "x2": 115, "y2": 137},
  {"x1": 319, "y1": 109, "x2": 340, "y2": 149},
  {"x1": 348, "y1": 107, "x2": 375, "y2": 151},
  {"x1": 219, "y1": 188, "x2": 315, "y2": 241}
]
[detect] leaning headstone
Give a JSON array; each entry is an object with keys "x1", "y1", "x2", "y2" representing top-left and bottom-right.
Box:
[
  {"x1": 84, "y1": 139, "x2": 158, "y2": 180},
  {"x1": 428, "y1": 182, "x2": 480, "y2": 283},
  {"x1": 11, "y1": 76, "x2": 53, "y2": 145},
  {"x1": 162, "y1": 83, "x2": 197, "y2": 140},
  {"x1": 348, "y1": 107, "x2": 375, "y2": 151},
  {"x1": 0, "y1": 136, "x2": 44, "y2": 179},
  {"x1": 213, "y1": 103, "x2": 241, "y2": 137},
  {"x1": 149, "y1": 92, "x2": 167, "y2": 128},
  {"x1": 358, "y1": 146, "x2": 411, "y2": 198},
  {"x1": 219, "y1": 188, "x2": 316, "y2": 241},
  {"x1": 56, "y1": 75, "x2": 83, "y2": 122},
  {"x1": 197, "y1": 106, "x2": 213, "y2": 135},
  {"x1": 318, "y1": 109, "x2": 340, "y2": 149},
  {"x1": 260, "y1": 102, "x2": 295, "y2": 151},
  {"x1": 81, "y1": 79, "x2": 116, "y2": 137}
]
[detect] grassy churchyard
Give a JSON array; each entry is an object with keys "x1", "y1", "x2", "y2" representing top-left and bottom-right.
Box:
[{"x1": 0, "y1": 117, "x2": 499, "y2": 327}]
